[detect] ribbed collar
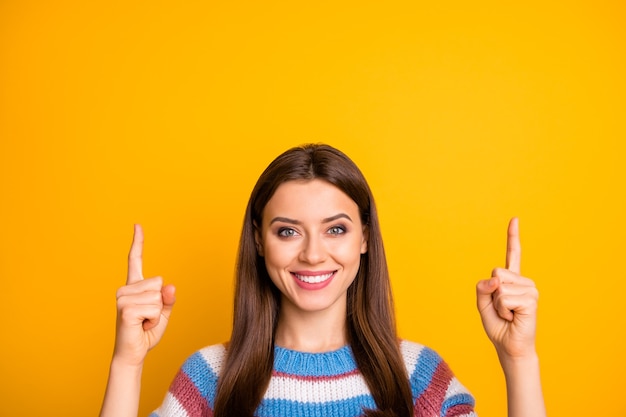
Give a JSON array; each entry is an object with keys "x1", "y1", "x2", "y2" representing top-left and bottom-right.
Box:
[{"x1": 273, "y1": 345, "x2": 358, "y2": 377}]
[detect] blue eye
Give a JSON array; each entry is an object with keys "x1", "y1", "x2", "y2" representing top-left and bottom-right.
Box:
[
  {"x1": 278, "y1": 227, "x2": 298, "y2": 237},
  {"x1": 328, "y1": 226, "x2": 346, "y2": 235}
]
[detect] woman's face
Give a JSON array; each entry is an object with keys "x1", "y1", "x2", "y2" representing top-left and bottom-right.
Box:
[{"x1": 256, "y1": 179, "x2": 368, "y2": 316}]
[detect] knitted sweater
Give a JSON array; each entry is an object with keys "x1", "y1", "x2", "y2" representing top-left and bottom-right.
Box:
[{"x1": 150, "y1": 340, "x2": 476, "y2": 417}]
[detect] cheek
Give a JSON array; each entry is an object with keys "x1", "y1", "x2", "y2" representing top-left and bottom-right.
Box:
[
  {"x1": 263, "y1": 239, "x2": 296, "y2": 270},
  {"x1": 330, "y1": 238, "x2": 364, "y2": 264},
  {"x1": 262, "y1": 251, "x2": 285, "y2": 289}
]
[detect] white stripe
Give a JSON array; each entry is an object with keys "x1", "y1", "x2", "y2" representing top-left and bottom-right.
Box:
[
  {"x1": 399, "y1": 339, "x2": 426, "y2": 374},
  {"x1": 153, "y1": 392, "x2": 190, "y2": 417},
  {"x1": 445, "y1": 376, "x2": 472, "y2": 399},
  {"x1": 265, "y1": 373, "x2": 371, "y2": 402},
  {"x1": 198, "y1": 344, "x2": 227, "y2": 374}
]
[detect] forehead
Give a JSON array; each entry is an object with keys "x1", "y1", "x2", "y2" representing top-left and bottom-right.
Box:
[{"x1": 263, "y1": 179, "x2": 360, "y2": 221}]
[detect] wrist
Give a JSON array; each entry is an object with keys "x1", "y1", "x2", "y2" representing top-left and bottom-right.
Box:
[
  {"x1": 101, "y1": 355, "x2": 143, "y2": 417},
  {"x1": 497, "y1": 349, "x2": 540, "y2": 377},
  {"x1": 110, "y1": 353, "x2": 146, "y2": 373},
  {"x1": 495, "y1": 350, "x2": 546, "y2": 417}
]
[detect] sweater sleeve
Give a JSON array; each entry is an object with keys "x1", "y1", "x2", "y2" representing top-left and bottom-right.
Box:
[
  {"x1": 400, "y1": 340, "x2": 477, "y2": 417},
  {"x1": 149, "y1": 344, "x2": 226, "y2": 417}
]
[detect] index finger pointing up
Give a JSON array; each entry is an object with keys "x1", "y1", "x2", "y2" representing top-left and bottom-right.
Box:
[
  {"x1": 505, "y1": 217, "x2": 521, "y2": 274},
  {"x1": 127, "y1": 224, "x2": 144, "y2": 284}
]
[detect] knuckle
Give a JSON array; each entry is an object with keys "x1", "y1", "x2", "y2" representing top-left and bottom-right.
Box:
[
  {"x1": 494, "y1": 292, "x2": 509, "y2": 308},
  {"x1": 530, "y1": 287, "x2": 539, "y2": 298},
  {"x1": 128, "y1": 253, "x2": 141, "y2": 264},
  {"x1": 116, "y1": 285, "x2": 133, "y2": 300},
  {"x1": 119, "y1": 305, "x2": 138, "y2": 322},
  {"x1": 150, "y1": 291, "x2": 164, "y2": 305},
  {"x1": 116, "y1": 287, "x2": 125, "y2": 299}
]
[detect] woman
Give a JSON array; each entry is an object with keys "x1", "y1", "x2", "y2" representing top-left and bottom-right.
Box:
[{"x1": 100, "y1": 144, "x2": 546, "y2": 417}]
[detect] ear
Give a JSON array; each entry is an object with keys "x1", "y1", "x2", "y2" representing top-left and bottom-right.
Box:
[
  {"x1": 360, "y1": 225, "x2": 369, "y2": 254},
  {"x1": 253, "y1": 220, "x2": 264, "y2": 256}
]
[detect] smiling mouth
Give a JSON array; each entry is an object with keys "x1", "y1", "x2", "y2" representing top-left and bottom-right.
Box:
[{"x1": 292, "y1": 272, "x2": 335, "y2": 284}]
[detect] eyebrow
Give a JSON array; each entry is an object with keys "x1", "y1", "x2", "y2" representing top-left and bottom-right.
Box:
[{"x1": 269, "y1": 213, "x2": 353, "y2": 225}]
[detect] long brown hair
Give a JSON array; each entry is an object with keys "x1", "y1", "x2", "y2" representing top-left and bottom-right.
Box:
[{"x1": 213, "y1": 144, "x2": 413, "y2": 417}]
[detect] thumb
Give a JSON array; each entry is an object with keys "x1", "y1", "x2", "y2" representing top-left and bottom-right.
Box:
[
  {"x1": 142, "y1": 285, "x2": 176, "y2": 332},
  {"x1": 476, "y1": 277, "x2": 499, "y2": 313},
  {"x1": 161, "y1": 284, "x2": 176, "y2": 319}
]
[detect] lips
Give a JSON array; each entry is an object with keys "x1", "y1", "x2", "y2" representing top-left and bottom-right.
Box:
[
  {"x1": 291, "y1": 271, "x2": 336, "y2": 290},
  {"x1": 293, "y1": 272, "x2": 334, "y2": 283}
]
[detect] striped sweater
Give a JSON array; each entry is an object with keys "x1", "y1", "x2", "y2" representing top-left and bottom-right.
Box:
[{"x1": 150, "y1": 340, "x2": 476, "y2": 417}]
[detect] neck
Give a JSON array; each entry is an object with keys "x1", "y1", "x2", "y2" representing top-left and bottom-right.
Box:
[{"x1": 274, "y1": 301, "x2": 348, "y2": 353}]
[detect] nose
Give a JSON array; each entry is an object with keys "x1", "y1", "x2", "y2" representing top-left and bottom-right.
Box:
[{"x1": 298, "y1": 234, "x2": 327, "y2": 264}]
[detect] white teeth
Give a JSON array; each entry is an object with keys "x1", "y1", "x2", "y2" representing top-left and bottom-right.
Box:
[{"x1": 294, "y1": 272, "x2": 333, "y2": 284}]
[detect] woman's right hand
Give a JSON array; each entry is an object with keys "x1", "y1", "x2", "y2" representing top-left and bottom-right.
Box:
[{"x1": 113, "y1": 224, "x2": 176, "y2": 367}]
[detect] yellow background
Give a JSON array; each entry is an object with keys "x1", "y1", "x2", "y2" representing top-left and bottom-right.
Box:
[{"x1": 1, "y1": 1, "x2": 625, "y2": 416}]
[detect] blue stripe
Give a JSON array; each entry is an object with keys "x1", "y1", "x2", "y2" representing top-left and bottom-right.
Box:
[
  {"x1": 273, "y1": 345, "x2": 358, "y2": 377},
  {"x1": 409, "y1": 346, "x2": 442, "y2": 399},
  {"x1": 441, "y1": 393, "x2": 475, "y2": 417},
  {"x1": 180, "y1": 351, "x2": 220, "y2": 407},
  {"x1": 256, "y1": 395, "x2": 377, "y2": 417}
]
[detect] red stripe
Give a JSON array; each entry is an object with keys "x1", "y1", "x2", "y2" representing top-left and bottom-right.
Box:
[
  {"x1": 445, "y1": 403, "x2": 474, "y2": 416},
  {"x1": 170, "y1": 369, "x2": 212, "y2": 417},
  {"x1": 413, "y1": 361, "x2": 454, "y2": 416}
]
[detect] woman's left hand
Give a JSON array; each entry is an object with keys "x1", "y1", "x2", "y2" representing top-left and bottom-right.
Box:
[{"x1": 476, "y1": 217, "x2": 539, "y2": 360}]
